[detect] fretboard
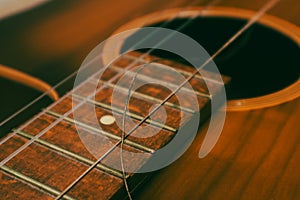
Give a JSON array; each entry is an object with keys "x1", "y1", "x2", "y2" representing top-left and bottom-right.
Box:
[{"x1": 0, "y1": 51, "x2": 229, "y2": 199}]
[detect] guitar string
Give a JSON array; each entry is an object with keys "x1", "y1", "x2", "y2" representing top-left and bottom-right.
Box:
[
  {"x1": 55, "y1": 0, "x2": 281, "y2": 199},
  {"x1": 120, "y1": 59, "x2": 162, "y2": 200},
  {"x1": 0, "y1": 0, "x2": 218, "y2": 182}
]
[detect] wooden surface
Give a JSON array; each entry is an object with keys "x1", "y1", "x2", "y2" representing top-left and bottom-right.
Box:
[
  {"x1": 0, "y1": 0, "x2": 299, "y2": 199},
  {"x1": 135, "y1": 98, "x2": 300, "y2": 199}
]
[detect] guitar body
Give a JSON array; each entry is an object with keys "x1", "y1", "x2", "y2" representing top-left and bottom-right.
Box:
[
  {"x1": 135, "y1": 99, "x2": 300, "y2": 199},
  {"x1": 0, "y1": 1, "x2": 299, "y2": 199}
]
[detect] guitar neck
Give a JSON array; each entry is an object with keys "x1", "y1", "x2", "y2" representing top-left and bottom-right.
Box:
[{"x1": 0, "y1": 51, "x2": 229, "y2": 199}]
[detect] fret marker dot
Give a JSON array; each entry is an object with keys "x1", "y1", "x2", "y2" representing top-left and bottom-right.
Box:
[{"x1": 100, "y1": 115, "x2": 115, "y2": 125}]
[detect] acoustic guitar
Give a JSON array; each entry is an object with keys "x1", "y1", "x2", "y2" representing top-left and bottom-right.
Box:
[{"x1": 0, "y1": 0, "x2": 299, "y2": 199}]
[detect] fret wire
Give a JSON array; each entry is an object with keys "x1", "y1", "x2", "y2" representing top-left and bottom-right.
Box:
[
  {"x1": 55, "y1": 139, "x2": 125, "y2": 200},
  {"x1": 1, "y1": 166, "x2": 75, "y2": 200},
  {"x1": 55, "y1": 0, "x2": 281, "y2": 198},
  {"x1": 15, "y1": 129, "x2": 125, "y2": 179},
  {"x1": 93, "y1": 79, "x2": 196, "y2": 113},
  {"x1": 124, "y1": 53, "x2": 224, "y2": 85},
  {"x1": 72, "y1": 93, "x2": 177, "y2": 132},
  {"x1": 109, "y1": 64, "x2": 212, "y2": 98},
  {"x1": 45, "y1": 110, "x2": 155, "y2": 153}
]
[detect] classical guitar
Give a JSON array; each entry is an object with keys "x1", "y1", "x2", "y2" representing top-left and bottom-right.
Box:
[{"x1": 0, "y1": 0, "x2": 299, "y2": 199}]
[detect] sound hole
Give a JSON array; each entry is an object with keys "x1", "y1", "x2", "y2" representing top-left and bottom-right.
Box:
[{"x1": 121, "y1": 17, "x2": 300, "y2": 100}]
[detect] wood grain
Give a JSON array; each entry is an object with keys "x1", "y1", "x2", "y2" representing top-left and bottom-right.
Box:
[
  {"x1": 0, "y1": 171, "x2": 53, "y2": 200},
  {"x1": 134, "y1": 98, "x2": 300, "y2": 200}
]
